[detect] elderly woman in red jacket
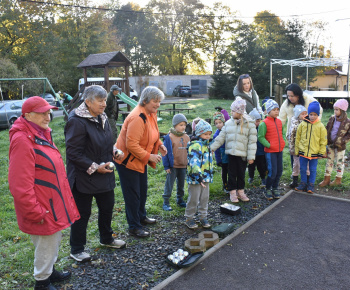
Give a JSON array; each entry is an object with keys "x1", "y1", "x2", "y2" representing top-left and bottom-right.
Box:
[
  {"x1": 8, "y1": 97, "x2": 80, "y2": 290},
  {"x1": 115, "y1": 86, "x2": 167, "y2": 238}
]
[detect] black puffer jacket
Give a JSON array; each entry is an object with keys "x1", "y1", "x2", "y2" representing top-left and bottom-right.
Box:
[{"x1": 65, "y1": 102, "x2": 115, "y2": 194}]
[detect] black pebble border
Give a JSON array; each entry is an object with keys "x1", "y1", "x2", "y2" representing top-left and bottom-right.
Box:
[{"x1": 57, "y1": 186, "x2": 284, "y2": 290}]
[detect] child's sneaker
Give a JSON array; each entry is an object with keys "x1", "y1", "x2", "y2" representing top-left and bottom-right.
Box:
[
  {"x1": 272, "y1": 188, "x2": 280, "y2": 199},
  {"x1": 177, "y1": 198, "x2": 186, "y2": 208},
  {"x1": 260, "y1": 178, "x2": 266, "y2": 188},
  {"x1": 229, "y1": 190, "x2": 238, "y2": 203},
  {"x1": 237, "y1": 189, "x2": 249, "y2": 202},
  {"x1": 200, "y1": 219, "x2": 211, "y2": 228},
  {"x1": 248, "y1": 177, "x2": 254, "y2": 185},
  {"x1": 307, "y1": 183, "x2": 314, "y2": 194},
  {"x1": 162, "y1": 204, "x2": 173, "y2": 211},
  {"x1": 185, "y1": 219, "x2": 198, "y2": 229},
  {"x1": 295, "y1": 181, "x2": 307, "y2": 192},
  {"x1": 264, "y1": 189, "x2": 273, "y2": 201}
]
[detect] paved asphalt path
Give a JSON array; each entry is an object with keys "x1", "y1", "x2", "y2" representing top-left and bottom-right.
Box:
[{"x1": 154, "y1": 191, "x2": 350, "y2": 290}]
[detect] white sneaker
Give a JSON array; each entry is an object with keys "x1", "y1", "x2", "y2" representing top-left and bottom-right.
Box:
[
  {"x1": 70, "y1": 251, "x2": 91, "y2": 262},
  {"x1": 100, "y1": 239, "x2": 126, "y2": 249}
]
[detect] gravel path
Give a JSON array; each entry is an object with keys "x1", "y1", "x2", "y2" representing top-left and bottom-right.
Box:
[{"x1": 60, "y1": 186, "x2": 282, "y2": 290}]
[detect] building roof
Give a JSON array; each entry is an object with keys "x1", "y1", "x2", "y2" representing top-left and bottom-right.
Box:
[
  {"x1": 324, "y1": 69, "x2": 347, "y2": 76},
  {"x1": 77, "y1": 51, "x2": 132, "y2": 68}
]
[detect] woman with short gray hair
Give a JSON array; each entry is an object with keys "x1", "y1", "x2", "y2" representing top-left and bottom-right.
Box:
[
  {"x1": 65, "y1": 85, "x2": 126, "y2": 262},
  {"x1": 115, "y1": 86, "x2": 167, "y2": 238},
  {"x1": 138, "y1": 86, "x2": 165, "y2": 106}
]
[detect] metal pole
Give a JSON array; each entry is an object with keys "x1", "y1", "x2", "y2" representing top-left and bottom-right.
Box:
[
  {"x1": 291, "y1": 65, "x2": 293, "y2": 83},
  {"x1": 347, "y1": 44, "x2": 350, "y2": 97},
  {"x1": 306, "y1": 65, "x2": 309, "y2": 90},
  {"x1": 270, "y1": 61, "x2": 273, "y2": 97}
]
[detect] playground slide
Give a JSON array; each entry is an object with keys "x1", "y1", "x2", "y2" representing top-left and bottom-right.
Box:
[{"x1": 117, "y1": 92, "x2": 138, "y2": 108}]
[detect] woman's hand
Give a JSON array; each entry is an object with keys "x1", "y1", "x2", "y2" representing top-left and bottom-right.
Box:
[
  {"x1": 165, "y1": 169, "x2": 171, "y2": 174},
  {"x1": 97, "y1": 163, "x2": 113, "y2": 174},
  {"x1": 159, "y1": 145, "x2": 167, "y2": 157},
  {"x1": 248, "y1": 160, "x2": 254, "y2": 165},
  {"x1": 113, "y1": 151, "x2": 124, "y2": 161},
  {"x1": 149, "y1": 154, "x2": 162, "y2": 163}
]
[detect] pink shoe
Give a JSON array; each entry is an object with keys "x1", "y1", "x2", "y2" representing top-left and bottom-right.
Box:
[
  {"x1": 230, "y1": 190, "x2": 238, "y2": 203},
  {"x1": 237, "y1": 189, "x2": 249, "y2": 202}
]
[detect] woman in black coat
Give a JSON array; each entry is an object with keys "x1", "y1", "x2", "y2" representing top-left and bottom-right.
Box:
[{"x1": 65, "y1": 85, "x2": 126, "y2": 262}]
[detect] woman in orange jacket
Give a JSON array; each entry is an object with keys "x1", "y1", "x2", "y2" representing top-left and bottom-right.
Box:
[{"x1": 115, "y1": 86, "x2": 167, "y2": 238}]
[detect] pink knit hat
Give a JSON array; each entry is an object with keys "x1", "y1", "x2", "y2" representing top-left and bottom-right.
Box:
[{"x1": 334, "y1": 99, "x2": 348, "y2": 112}]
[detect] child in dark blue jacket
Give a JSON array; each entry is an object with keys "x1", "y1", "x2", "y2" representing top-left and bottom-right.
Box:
[
  {"x1": 248, "y1": 108, "x2": 267, "y2": 187},
  {"x1": 213, "y1": 111, "x2": 229, "y2": 193}
]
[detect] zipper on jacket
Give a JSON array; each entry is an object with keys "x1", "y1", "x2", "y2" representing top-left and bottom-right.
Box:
[
  {"x1": 49, "y1": 199, "x2": 58, "y2": 221},
  {"x1": 274, "y1": 119, "x2": 281, "y2": 151},
  {"x1": 307, "y1": 123, "x2": 313, "y2": 156}
]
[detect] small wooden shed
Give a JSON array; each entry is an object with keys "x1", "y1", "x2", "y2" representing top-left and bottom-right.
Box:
[{"x1": 77, "y1": 51, "x2": 133, "y2": 95}]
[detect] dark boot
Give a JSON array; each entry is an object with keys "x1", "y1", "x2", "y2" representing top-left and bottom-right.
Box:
[
  {"x1": 177, "y1": 197, "x2": 186, "y2": 207},
  {"x1": 289, "y1": 176, "x2": 298, "y2": 188},
  {"x1": 295, "y1": 181, "x2": 307, "y2": 192},
  {"x1": 34, "y1": 278, "x2": 57, "y2": 290},
  {"x1": 49, "y1": 267, "x2": 71, "y2": 283},
  {"x1": 307, "y1": 183, "x2": 314, "y2": 194}
]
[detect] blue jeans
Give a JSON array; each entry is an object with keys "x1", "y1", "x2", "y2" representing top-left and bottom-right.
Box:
[
  {"x1": 162, "y1": 167, "x2": 186, "y2": 204},
  {"x1": 265, "y1": 152, "x2": 283, "y2": 190},
  {"x1": 116, "y1": 163, "x2": 147, "y2": 230},
  {"x1": 300, "y1": 157, "x2": 318, "y2": 184}
]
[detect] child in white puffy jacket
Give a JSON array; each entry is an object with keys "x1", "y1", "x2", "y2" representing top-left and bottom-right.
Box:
[{"x1": 211, "y1": 97, "x2": 257, "y2": 203}]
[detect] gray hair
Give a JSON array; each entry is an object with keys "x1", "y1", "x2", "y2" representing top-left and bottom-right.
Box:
[
  {"x1": 83, "y1": 85, "x2": 107, "y2": 101},
  {"x1": 139, "y1": 86, "x2": 164, "y2": 106}
]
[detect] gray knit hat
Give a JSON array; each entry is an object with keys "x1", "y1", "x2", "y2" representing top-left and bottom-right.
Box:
[
  {"x1": 265, "y1": 99, "x2": 279, "y2": 114},
  {"x1": 249, "y1": 108, "x2": 261, "y2": 120},
  {"x1": 172, "y1": 113, "x2": 188, "y2": 126},
  {"x1": 293, "y1": 105, "x2": 307, "y2": 118}
]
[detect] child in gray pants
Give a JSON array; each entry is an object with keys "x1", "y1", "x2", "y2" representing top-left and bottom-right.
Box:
[{"x1": 185, "y1": 120, "x2": 213, "y2": 229}]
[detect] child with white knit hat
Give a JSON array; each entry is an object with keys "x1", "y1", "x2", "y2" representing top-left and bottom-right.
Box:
[
  {"x1": 211, "y1": 97, "x2": 257, "y2": 203},
  {"x1": 319, "y1": 99, "x2": 350, "y2": 187}
]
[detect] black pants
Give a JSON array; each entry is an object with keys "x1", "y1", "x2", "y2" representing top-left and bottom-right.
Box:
[
  {"x1": 227, "y1": 155, "x2": 247, "y2": 190},
  {"x1": 221, "y1": 163, "x2": 228, "y2": 189},
  {"x1": 116, "y1": 163, "x2": 147, "y2": 230},
  {"x1": 70, "y1": 185, "x2": 114, "y2": 254},
  {"x1": 248, "y1": 155, "x2": 267, "y2": 179}
]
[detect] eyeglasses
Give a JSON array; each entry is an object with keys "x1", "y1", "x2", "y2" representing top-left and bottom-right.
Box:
[{"x1": 239, "y1": 74, "x2": 250, "y2": 79}]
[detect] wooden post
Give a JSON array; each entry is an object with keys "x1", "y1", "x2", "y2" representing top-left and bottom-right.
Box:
[
  {"x1": 104, "y1": 65, "x2": 109, "y2": 91},
  {"x1": 83, "y1": 68, "x2": 87, "y2": 86},
  {"x1": 125, "y1": 65, "x2": 131, "y2": 111},
  {"x1": 274, "y1": 85, "x2": 283, "y2": 106}
]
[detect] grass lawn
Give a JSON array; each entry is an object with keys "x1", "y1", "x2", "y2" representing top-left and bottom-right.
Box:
[{"x1": 0, "y1": 97, "x2": 349, "y2": 288}]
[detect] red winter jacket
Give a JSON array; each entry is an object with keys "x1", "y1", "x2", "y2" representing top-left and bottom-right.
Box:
[{"x1": 8, "y1": 117, "x2": 80, "y2": 236}]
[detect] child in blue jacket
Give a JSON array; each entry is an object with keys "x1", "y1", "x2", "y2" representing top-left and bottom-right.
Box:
[{"x1": 213, "y1": 111, "x2": 229, "y2": 193}]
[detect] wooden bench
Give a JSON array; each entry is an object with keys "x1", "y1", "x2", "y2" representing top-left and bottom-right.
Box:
[
  {"x1": 119, "y1": 111, "x2": 131, "y2": 121},
  {"x1": 158, "y1": 108, "x2": 193, "y2": 116}
]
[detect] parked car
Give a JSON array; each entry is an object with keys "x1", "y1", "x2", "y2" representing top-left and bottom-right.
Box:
[
  {"x1": 24, "y1": 93, "x2": 57, "y2": 107},
  {"x1": 0, "y1": 100, "x2": 24, "y2": 128},
  {"x1": 172, "y1": 85, "x2": 192, "y2": 97},
  {"x1": 39, "y1": 93, "x2": 57, "y2": 106}
]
